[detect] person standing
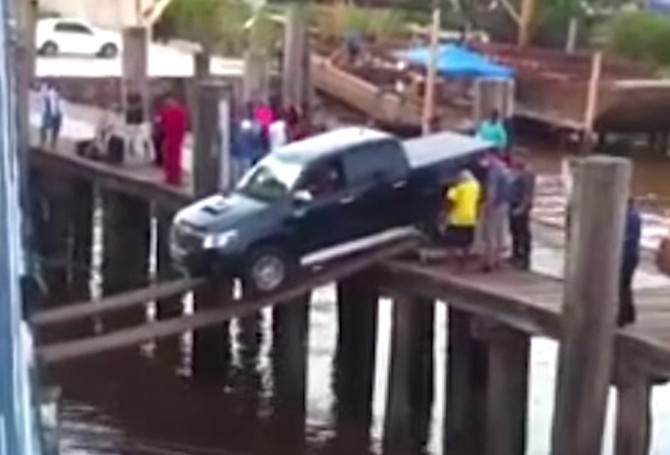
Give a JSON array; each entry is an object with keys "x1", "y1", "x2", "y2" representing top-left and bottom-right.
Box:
[
  {"x1": 620, "y1": 198, "x2": 641, "y2": 327},
  {"x1": 444, "y1": 170, "x2": 481, "y2": 270},
  {"x1": 268, "y1": 109, "x2": 287, "y2": 152},
  {"x1": 509, "y1": 156, "x2": 536, "y2": 270},
  {"x1": 158, "y1": 95, "x2": 188, "y2": 186},
  {"x1": 480, "y1": 153, "x2": 512, "y2": 271},
  {"x1": 125, "y1": 92, "x2": 155, "y2": 164},
  {"x1": 477, "y1": 109, "x2": 509, "y2": 155},
  {"x1": 39, "y1": 82, "x2": 63, "y2": 149}
]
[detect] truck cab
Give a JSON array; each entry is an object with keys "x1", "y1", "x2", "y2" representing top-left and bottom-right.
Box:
[{"x1": 171, "y1": 128, "x2": 413, "y2": 294}]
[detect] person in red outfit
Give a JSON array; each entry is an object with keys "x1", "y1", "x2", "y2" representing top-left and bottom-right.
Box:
[{"x1": 159, "y1": 95, "x2": 188, "y2": 186}]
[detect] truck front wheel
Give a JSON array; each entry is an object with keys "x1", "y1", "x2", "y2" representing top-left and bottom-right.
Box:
[{"x1": 243, "y1": 246, "x2": 292, "y2": 295}]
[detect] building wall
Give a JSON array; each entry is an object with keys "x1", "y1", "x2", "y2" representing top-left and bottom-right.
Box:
[{"x1": 40, "y1": 0, "x2": 155, "y2": 28}]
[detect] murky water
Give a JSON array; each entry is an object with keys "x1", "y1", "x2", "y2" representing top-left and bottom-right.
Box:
[{"x1": 45, "y1": 144, "x2": 670, "y2": 455}]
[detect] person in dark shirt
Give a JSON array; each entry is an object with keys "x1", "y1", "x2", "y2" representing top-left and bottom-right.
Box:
[
  {"x1": 509, "y1": 156, "x2": 535, "y2": 270},
  {"x1": 619, "y1": 198, "x2": 642, "y2": 327}
]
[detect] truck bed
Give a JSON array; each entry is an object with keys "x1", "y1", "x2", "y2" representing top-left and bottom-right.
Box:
[{"x1": 403, "y1": 131, "x2": 492, "y2": 174}]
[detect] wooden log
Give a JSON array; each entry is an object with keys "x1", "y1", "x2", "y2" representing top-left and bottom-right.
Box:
[
  {"x1": 333, "y1": 272, "x2": 379, "y2": 452},
  {"x1": 31, "y1": 277, "x2": 203, "y2": 327},
  {"x1": 550, "y1": 156, "x2": 632, "y2": 455},
  {"x1": 155, "y1": 208, "x2": 183, "y2": 319},
  {"x1": 101, "y1": 191, "x2": 151, "y2": 329},
  {"x1": 444, "y1": 308, "x2": 488, "y2": 455},
  {"x1": 384, "y1": 295, "x2": 435, "y2": 454},
  {"x1": 272, "y1": 293, "x2": 310, "y2": 451},
  {"x1": 614, "y1": 368, "x2": 652, "y2": 455},
  {"x1": 37, "y1": 239, "x2": 416, "y2": 364},
  {"x1": 41, "y1": 172, "x2": 72, "y2": 300},
  {"x1": 482, "y1": 322, "x2": 529, "y2": 455}
]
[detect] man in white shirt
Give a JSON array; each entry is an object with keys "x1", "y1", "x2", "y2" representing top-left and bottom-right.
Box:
[
  {"x1": 268, "y1": 116, "x2": 287, "y2": 152},
  {"x1": 39, "y1": 82, "x2": 63, "y2": 149}
]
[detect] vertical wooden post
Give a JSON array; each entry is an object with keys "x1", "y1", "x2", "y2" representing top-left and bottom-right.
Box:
[
  {"x1": 614, "y1": 367, "x2": 652, "y2": 455},
  {"x1": 193, "y1": 80, "x2": 234, "y2": 195},
  {"x1": 272, "y1": 294, "x2": 310, "y2": 451},
  {"x1": 550, "y1": 156, "x2": 632, "y2": 455},
  {"x1": 384, "y1": 296, "x2": 435, "y2": 454},
  {"x1": 243, "y1": 50, "x2": 269, "y2": 104},
  {"x1": 483, "y1": 323, "x2": 530, "y2": 455},
  {"x1": 444, "y1": 308, "x2": 488, "y2": 455},
  {"x1": 69, "y1": 178, "x2": 94, "y2": 299},
  {"x1": 101, "y1": 192, "x2": 150, "y2": 329},
  {"x1": 121, "y1": 26, "x2": 149, "y2": 118},
  {"x1": 333, "y1": 272, "x2": 378, "y2": 452},
  {"x1": 583, "y1": 52, "x2": 603, "y2": 151},
  {"x1": 282, "y1": 3, "x2": 309, "y2": 110},
  {"x1": 155, "y1": 207, "x2": 182, "y2": 319},
  {"x1": 517, "y1": 0, "x2": 537, "y2": 46},
  {"x1": 192, "y1": 279, "x2": 233, "y2": 379},
  {"x1": 421, "y1": 1, "x2": 440, "y2": 135},
  {"x1": 39, "y1": 173, "x2": 71, "y2": 300}
]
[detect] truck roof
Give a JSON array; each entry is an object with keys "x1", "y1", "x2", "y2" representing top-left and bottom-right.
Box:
[
  {"x1": 275, "y1": 127, "x2": 393, "y2": 163},
  {"x1": 404, "y1": 131, "x2": 493, "y2": 169}
]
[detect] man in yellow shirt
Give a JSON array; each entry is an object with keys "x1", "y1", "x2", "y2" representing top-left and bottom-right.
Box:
[{"x1": 444, "y1": 170, "x2": 481, "y2": 269}]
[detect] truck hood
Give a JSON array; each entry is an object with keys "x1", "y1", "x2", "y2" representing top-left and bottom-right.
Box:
[{"x1": 174, "y1": 192, "x2": 268, "y2": 232}]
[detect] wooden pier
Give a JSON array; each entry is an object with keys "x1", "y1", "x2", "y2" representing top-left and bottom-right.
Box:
[{"x1": 26, "y1": 90, "x2": 668, "y2": 454}]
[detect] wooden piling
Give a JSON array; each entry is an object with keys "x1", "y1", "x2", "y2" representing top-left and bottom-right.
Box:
[
  {"x1": 614, "y1": 367, "x2": 652, "y2": 455},
  {"x1": 444, "y1": 308, "x2": 488, "y2": 455},
  {"x1": 70, "y1": 178, "x2": 93, "y2": 299},
  {"x1": 272, "y1": 294, "x2": 310, "y2": 451},
  {"x1": 101, "y1": 192, "x2": 151, "y2": 329},
  {"x1": 333, "y1": 273, "x2": 379, "y2": 451},
  {"x1": 282, "y1": 3, "x2": 310, "y2": 109},
  {"x1": 192, "y1": 279, "x2": 232, "y2": 380},
  {"x1": 121, "y1": 26, "x2": 149, "y2": 118},
  {"x1": 550, "y1": 156, "x2": 631, "y2": 455},
  {"x1": 384, "y1": 296, "x2": 435, "y2": 454},
  {"x1": 482, "y1": 322, "x2": 529, "y2": 455},
  {"x1": 155, "y1": 208, "x2": 182, "y2": 319}
]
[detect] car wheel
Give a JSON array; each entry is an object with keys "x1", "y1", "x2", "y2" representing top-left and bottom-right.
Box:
[
  {"x1": 40, "y1": 41, "x2": 58, "y2": 56},
  {"x1": 99, "y1": 43, "x2": 118, "y2": 58},
  {"x1": 243, "y1": 246, "x2": 292, "y2": 295}
]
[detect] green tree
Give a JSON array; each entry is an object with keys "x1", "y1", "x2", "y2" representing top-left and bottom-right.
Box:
[
  {"x1": 155, "y1": 0, "x2": 253, "y2": 55},
  {"x1": 606, "y1": 11, "x2": 670, "y2": 67}
]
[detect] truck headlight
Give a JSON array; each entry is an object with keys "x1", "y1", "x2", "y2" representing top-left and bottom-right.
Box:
[{"x1": 203, "y1": 230, "x2": 238, "y2": 249}]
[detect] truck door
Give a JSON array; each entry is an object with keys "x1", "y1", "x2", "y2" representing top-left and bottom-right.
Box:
[
  {"x1": 342, "y1": 140, "x2": 411, "y2": 236},
  {"x1": 289, "y1": 157, "x2": 356, "y2": 258}
]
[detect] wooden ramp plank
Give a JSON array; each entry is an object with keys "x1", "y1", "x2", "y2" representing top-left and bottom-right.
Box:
[
  {"x1": 38, "y1": 239, "x2": 416, "y2": 365},
  {"x1": 31, "y1": 277, "x2": 205, "y2": 327}
]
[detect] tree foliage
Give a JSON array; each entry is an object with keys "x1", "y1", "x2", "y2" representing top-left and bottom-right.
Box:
[
  {"x1": 155, "y1": 0, "x2": 253, "y2": 55},
  {"x1": 606, "y1": 11, "x2": 670, "y2": 67}
]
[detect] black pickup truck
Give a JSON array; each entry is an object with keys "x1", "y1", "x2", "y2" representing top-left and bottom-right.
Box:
[{"x1": 171, "y1": 127, "x2": 492, "y2": 293}]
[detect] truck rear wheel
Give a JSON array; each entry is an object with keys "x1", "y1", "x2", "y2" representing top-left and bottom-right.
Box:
[{"x1": 243, "y1": 246, "x2": 292, "y2": 295}]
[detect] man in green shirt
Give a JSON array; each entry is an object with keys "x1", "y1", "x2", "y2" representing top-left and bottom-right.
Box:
[{"x1": 477, "y1": 109, "x2": 509, "y2": 153}]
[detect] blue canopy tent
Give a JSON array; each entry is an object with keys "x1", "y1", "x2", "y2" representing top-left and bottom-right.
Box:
[{"x1": 399, "y1": 44, "x2": 515, "y2": 79}]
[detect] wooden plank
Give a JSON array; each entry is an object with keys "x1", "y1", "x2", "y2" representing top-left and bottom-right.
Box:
[
  {"x1": 31, "y1": 278, "x2": 205, "y2": 327},
  {"x1": 38, "y1": 239, "x2": 416, "y2": 364},
  {"x1": 551, "y1": 156, "x2": 631, "y2": 455}
]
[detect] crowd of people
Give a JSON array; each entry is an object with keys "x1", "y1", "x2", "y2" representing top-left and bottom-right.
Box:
[{"x1": 442, "y1": 143, "x2": 535, "y2": 274}]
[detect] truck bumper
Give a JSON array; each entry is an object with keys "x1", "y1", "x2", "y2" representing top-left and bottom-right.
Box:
[{"x1": 171, "y1": 244, "x2": 240, "y2": 277}]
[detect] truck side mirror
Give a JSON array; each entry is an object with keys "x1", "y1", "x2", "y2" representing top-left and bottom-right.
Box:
[{"x1": 293, "y1": 190, "x2": 313, "y2": 205}]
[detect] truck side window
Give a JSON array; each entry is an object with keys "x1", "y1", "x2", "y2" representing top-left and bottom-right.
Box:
[
  {"x1": 298, "y1": 159, "x2": 345, "y2": 199},
  {"x1": 344, "y1": 140, "x2": 406, "y2": 185}
]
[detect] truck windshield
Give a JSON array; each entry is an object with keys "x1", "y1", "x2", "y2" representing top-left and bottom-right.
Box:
[{"x1": 237, "y1": 155, "x2": 303, "y2": 201}]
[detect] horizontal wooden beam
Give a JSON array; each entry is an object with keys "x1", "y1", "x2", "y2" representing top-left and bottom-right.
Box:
[
  {"x1": 37, "y1": 239, "x2": 417, "y2": 364},
  {"x1": 31, "y1": 277, "x2": 205, "y2": 327},
  {"x1": 379, "y1": 260, "x2": 670, "y2": 379},
  {"x1": 29, "y1": 146, "x2": 192, "y2": 209}
]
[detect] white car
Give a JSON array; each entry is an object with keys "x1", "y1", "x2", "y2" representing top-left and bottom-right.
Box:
[{"x1": 36, "y1": 19, "x2": 121, "y2": 58}]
